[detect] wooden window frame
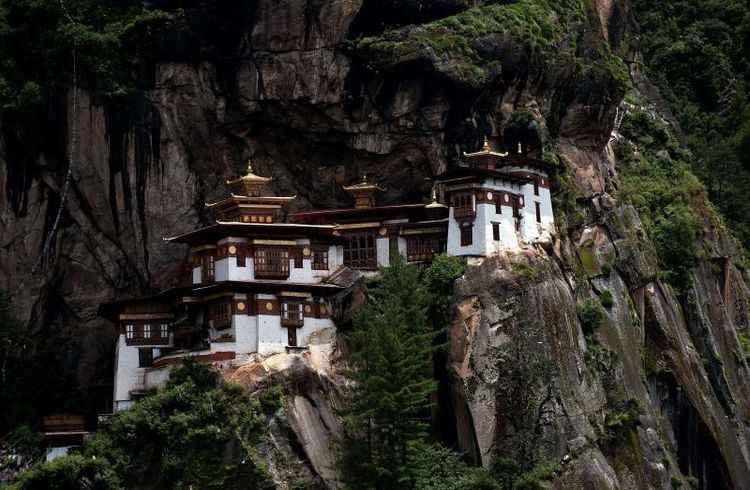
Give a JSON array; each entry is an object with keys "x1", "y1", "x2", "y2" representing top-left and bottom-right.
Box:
[
  {"x1": 343, "y1": 232, "x2": 377, "y2": 270},
  {"x1": 535, "y1": 202, "x2": 541, "y2": 223},
  {"x1": 123, "y1": 322, "x2": 171, "y2": 346},
  {"x1": 281, "y1": 300, "x2": 304, "y2": 327},
  {"x1": 202, "y1": 254, "x2": 215, "y2": 282},
  {"x1": 292, "y1": 248, "x2": 304, "y2": 269},
  {"x1": 160, "y1": 323, "x2": 169, "y2": 338},
  {"x1": 460, "y1": 224, "x2": 473, "y2": 246},
  {"x1": 209, "y1": 301, "x2": 232, "y2": 330},
  {"x1": 492, "y1": 223, "x2": 500, "y2": 241},
  {"x1": 495, "y1": 200, "x2": 502, "y2": 214},
  {"x1": 453, "y1": 192, "x2": 475, "y2": 219},
  {"x1": 534, "y1": 181, "x2": 539, "y2": 196},
  {"x1": 237, "y1": 246, "x2": 246, "y2": 267},
  {"x1": 406, "y1": 236, "x2": 445, "y2": 263},
  {"x1": 254, "y1": 247, "x2": 290, "y2": 279},
  {"x1": 312, "y1": 248, "x2": 329, "y2": 270},
  {"x1": 138, "y1": 348, "x2": 154, "y2": 368}
]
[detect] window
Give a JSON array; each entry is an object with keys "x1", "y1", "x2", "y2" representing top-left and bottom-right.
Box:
[
  {"x1": 496, "y1": 200, "x2": 502, "y2": 214},
  {"x1": 281, "y1": 301, "x2": 304, "y2": 326},
  {"x1": 123, "y1": 322, "x2": 171, "y2": 345},
  {"x1": 202, "y1": 254, "x2": 215, "y2": 281},
  {"x1": 452, "y1": 193, "x2": 474, "y2": 218},
  {"x1": 209, "y1": 302, "x2": 232, "y2": 330},
  {"x1": 492, "y1": 223, "x2": 500, "y2": 241},
  {"x1": 343, "y1": 233, "x2": 377, "y2": 270},
  {"x1": 138, "y1": 348, "x2": 153, "y2": 368},
  {"x1": 254, "y1": 247, "x2": 290, "y2": 278},
  {"x1": 534, "y1": 181, "x2": 539, "y2": 196},
  {"x1": 237, "y1": 246, "x2": 246, "y2": 267},
  {"x1": 460, "y1": 224, "x2": 473, "y2": 246},
  {"x1": 290, "y1": 248, "x2": 303, "y2": 268},
  {"x1": 406, "y1": 236, "x2": 446, "y2": 262},
  {"x1": 312, "y1": 248, "x2": 329, "y2": 270},
  {"x1": 535, "y1": 202, "x2": 541, "y2": 223}
]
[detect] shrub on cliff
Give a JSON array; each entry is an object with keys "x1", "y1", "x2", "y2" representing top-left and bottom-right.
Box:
[
  {"x1": 578, "y1": 299, "x2": 605, "y2": 336},
  {"x1": 12, "y1": 361, "x2": 274, "y2": 490}
]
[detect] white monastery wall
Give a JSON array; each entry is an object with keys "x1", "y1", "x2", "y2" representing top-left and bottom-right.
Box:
[{"x1": 376, "y1": 237, "x2": 390, "y2": 267}]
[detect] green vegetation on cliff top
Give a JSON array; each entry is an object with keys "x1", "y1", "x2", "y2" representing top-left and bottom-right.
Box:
[{"x1": 354, "y1": 0, "x2": 628, "y2": 91}]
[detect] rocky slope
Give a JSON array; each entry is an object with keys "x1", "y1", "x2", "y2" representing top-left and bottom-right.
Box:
[{"x1": 1, "y1": 0, "x2": 749, "y2": 488}]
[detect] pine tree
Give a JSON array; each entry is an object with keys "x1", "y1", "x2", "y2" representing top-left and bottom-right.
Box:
[{"x1": 343, "y1": 258, "x2": 440, "y2": 489}]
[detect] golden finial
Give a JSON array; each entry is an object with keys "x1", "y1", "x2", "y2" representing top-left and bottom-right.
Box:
[
  {"x1": 517, "y1": 142, "x2": 523, "y2": 154},
  {"x1": 483, "y1": 136, "x2": 491, "y2": 152},
  {"x1": 246, "y1": 159, "x2": 254, "y2": 175},
  {"x1": 431, "y1": 186, "x2": 438, "y2": 202}
]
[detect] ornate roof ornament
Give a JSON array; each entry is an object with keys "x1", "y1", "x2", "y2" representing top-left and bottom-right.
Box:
[
  {"x1": 343, "y1": 174, "x2": 384, "y2": 192},
  {"x1": 463, "y1": 136, "x2": 509, "y2": 158},
  {"x1": 426, "y1": 185, "x2": 447, "y2": 209},
  {"x1": 226, "y1": 159, "x2": 272, "y2": 186}
]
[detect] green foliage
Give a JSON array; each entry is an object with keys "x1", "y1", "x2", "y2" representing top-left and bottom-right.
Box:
[
  {"x1": 0, "y1": 0, "x2": 170, "y2": 112},
  {"x1": 423, "y1": 254, "x2": 466, "y2": 332},
  {"x1": 5, "y1": 426, "x2": 44, "y2": 462},
  {"x1": 604, "y1": 399, "x2": 642, "y2": 445},
  {"x1": 577, "y1": 299, "x2": 605, "y2": 336},
  {"x1": 737, "y1": 331, "x2": 750, "y2": 361},
  {"x1": 634, "y1": 0, "x2": 750, "y2": 248},
  {"x1": 354, "y1": 0, "x2": 627, "y2": 93},
  {"x1": 342, "y1": 258, "x2": 440, "y2": 487},
  {"x1": 617, "y1": 106, "x2": 701, "y2": 294},
  {"x1": 409, "y1": 443, "x2": 499, "y2": 490},
  {"x1": 13, "y1": 361, "x2": 275, "y2": 490},
  {"x1": 512, "y1": 461, "x2": 561, "y2": 490},
  {"x1": 511, "y1": 263, "x2": 541, "y2": 281},
  {"x1": 488, "y1": 458, "x2": 560, "y2": 490},
  {"x1": 599, "y1": 290, "x2": 614, "y2": 309},
  {"x1": 11, "y1": 453, "x2": 121, "y2": 490}
]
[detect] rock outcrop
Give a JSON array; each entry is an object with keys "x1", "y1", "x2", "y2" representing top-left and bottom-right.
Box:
[{"x1": 1, "y1": 0, "x2": 749, "y2": 488}]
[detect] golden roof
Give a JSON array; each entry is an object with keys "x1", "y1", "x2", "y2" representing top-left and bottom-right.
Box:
[
  {"x1": 343, "y1": 175, "x2": 384, "y2": 192},
  {"x1": 425, "y1": 187, "x2": 447, "y2": 209},
  {"x1": 226, "y1": 160, "x2": 272, "y2": 186},
  {"x1": 463, "y1": 136, "x2": 509, "y2": 158}
]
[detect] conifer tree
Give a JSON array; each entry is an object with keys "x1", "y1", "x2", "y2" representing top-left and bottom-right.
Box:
[{"x1": 343, "y1": 258, "x2": 440, "y2": 489}]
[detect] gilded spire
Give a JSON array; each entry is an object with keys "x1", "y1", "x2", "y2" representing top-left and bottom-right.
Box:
[
  {"x1": 483, "y1": 136, "x2": 491, "y2": 152},
  {"x1": 517, "y1": 142, "x2": 522, "y2": 154}
]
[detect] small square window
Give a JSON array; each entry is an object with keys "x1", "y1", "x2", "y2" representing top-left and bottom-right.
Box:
[
  {"x1": 312, "y1": 249, "x2": 329, "y2": 270},
  {"x1": 160, "y1": 324, "x2": 169, "y2": 338},
  {"x1": 138, "y1": 348, "x2": 153, "y2": 368},
  {"x1": 460, "y1": 224, "x2": 473, "y2": 246},
  {"x1": 143, "y1": 324, "x2": 151, "y2": 338},
  {"x1": 126, "y1": 324, "x2": 135, "y2": 340}
]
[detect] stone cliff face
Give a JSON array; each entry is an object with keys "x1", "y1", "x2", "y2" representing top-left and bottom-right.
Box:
[{"x1": 1, "y1": 0, "x2": 749, "y2": 488}]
